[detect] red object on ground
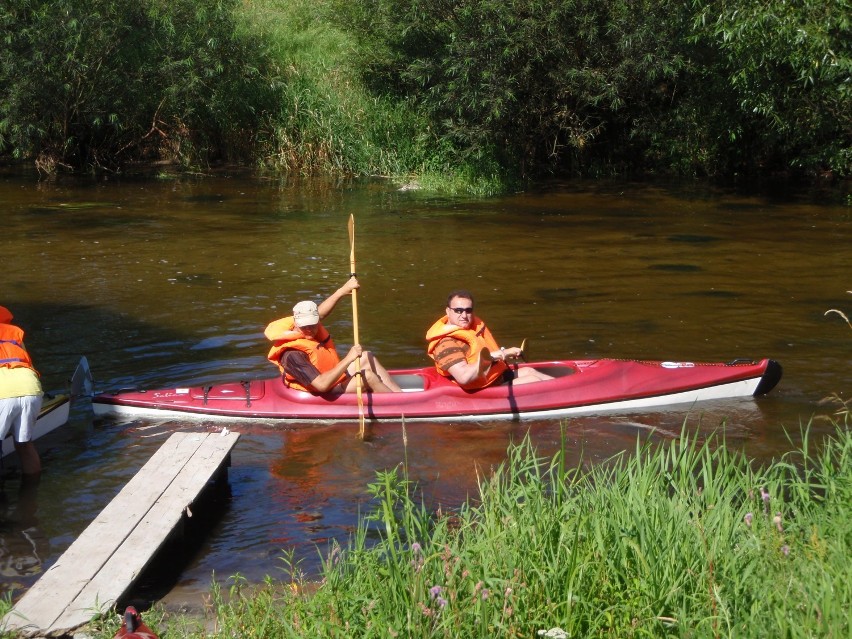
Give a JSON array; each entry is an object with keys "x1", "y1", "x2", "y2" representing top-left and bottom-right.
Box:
[{"x1": 113, "y1": 607, "x2": 158, "y2": 639}]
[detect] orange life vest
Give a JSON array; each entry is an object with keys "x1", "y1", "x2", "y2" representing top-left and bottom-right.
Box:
[
  {"x1": 265, "y1": 316, "x2": 346, "y2": 392},
  {"x1": 0, "y1": 314, "x2": 37, "y2": 373},
  {"x1": 425, "y1": 316, "x2": 507, "y2": 389}
]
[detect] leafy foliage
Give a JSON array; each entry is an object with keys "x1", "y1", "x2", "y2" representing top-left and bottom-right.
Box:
[
  {"x1": 330, "y1": 0, "x2": 850, "y2": 179},
  {"x1": 685, "y1": 0, "x2": 852, "y2": 176},
  {"x1": 330, "y1": 0, "x2": 691, "y2": 177},
  {"x1": 0, "y1": 0, "x2": 849, "y2": 183},
  {"x1": 0, "y1": 0, "x2": 279, "y2": 171}
]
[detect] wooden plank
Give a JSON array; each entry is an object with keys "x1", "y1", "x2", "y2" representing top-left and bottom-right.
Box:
[
  {"x1": 5, "y1": 434, "x2": 208, "y2": 632},
  {"x1": 54, "y1": 432, "x2": 239, "y2": 631},
  {"x1": 1, "y1": 431, "x2": 239, "y2": 637}
]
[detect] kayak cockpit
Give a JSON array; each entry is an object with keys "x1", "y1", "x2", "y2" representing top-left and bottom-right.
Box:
[
  {"x1": 389, "y1": 362, "x2": 577, "y2": 393},
  {"x1": 392, "y1": 373, "x2": 429, "y2": 392}
]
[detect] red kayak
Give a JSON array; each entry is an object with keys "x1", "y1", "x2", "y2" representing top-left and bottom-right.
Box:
[{"x1": 91, "y1": 358, "x2": 782, "y2": 423}]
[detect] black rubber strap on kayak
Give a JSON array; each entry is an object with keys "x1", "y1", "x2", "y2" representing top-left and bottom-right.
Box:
[
  {"x1": 202, "y1": 386, "x2": 211, "y2": 405},
  {"x1": 241, "y1": 380, "x2": 252, "y2": 407}
]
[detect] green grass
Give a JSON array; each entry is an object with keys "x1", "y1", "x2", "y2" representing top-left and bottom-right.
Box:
[
  {"x1": 235, "y1": 0, "x2": 503, "y2": 195},
  {"x1": 77, "y1": 416, "x2": 852, "y2": 639},
  {"x1": 237, "y1": 0, "x2": 425, "y2": 175}
]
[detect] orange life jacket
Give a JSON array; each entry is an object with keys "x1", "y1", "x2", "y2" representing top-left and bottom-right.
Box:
[
  {"x1": 425, "y1": 316, "x2": 507, "y2": 389},
  {"x1": 0, "y1": 318, "x2": 37, "y2": 373},
  {"x1": 265, "y1": 316, "x2": 346, "y2": 392}
]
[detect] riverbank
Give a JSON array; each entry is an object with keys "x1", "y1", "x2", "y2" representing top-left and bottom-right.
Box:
[{"x1": 61, "y1": 417, "x2": 852, "y2": 639}]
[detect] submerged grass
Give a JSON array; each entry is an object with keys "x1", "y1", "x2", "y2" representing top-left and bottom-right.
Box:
[{"x1": 79, "y1": 418, "x2": 850, "y2": 639}]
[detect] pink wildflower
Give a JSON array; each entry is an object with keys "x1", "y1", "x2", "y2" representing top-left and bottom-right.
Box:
[{"x1": 761, "y1": 488, "x2": 770, "y2": 512}]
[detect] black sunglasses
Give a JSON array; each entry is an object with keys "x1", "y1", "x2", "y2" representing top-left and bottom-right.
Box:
[{"x1": 450, "y1": 307, "x2": 474, "y2": 314}]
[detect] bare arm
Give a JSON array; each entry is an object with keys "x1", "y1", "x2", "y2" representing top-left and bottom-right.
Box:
[
  {"x1": 317, "y1": 276, "x2": 359, "y2": 320},
  {"x1": 308, "y1": 345, "x2": 362, "y2": 392},
  {"x1": 446, "y1": 346, "x2": 493, "y2": 385}
]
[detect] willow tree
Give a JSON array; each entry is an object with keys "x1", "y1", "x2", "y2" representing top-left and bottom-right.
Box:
[
  {"x1": 687, "y1": 0, "x2": 851, "y2": 176},
  {"x1": 330, "y1": 0, "x2": 850, "y2": 179}
]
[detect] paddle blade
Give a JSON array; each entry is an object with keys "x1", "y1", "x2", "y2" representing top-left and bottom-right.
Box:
[{"x1": 70, "y1": 356, "x2": 94, "y2": 397}]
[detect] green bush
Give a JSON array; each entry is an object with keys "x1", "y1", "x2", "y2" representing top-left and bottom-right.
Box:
[
  {"x1": 0, "y1": 0, "x2": 279, "y2": 171},
  {"x1": 330, "y1": 0, "x2": 851, "y2": 179},
  {"x1": 681, "y1": 0, "x2": 852, "y2": 176},
  {"x1": 329, "y1": 0, "x2": 693, "y2": 178}
]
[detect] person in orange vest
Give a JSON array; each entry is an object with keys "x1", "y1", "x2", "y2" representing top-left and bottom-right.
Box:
[
  {"x1": 265, "y1": 277, "x2": 401, "y2": 394},
  {"x1": 0, "y1": 306, "x2": 43, "y2": 475},
  {"x1": 426, "y1": 290, "x2": 553, "y2": 390}
]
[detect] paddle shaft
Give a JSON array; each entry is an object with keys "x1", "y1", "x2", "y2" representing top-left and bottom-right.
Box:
[{"x1": 348, "y1": 215, "x2": 366, "y2": 438}]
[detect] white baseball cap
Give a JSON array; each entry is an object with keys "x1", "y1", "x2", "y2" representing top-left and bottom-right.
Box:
[{"x1": 293, "y1": 301, "x2": 320, "y2": 327}]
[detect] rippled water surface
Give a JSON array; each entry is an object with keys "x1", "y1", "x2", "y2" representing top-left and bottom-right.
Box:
[{"x1": 1, "y1": 170, "x2": 849, "y2": 609}]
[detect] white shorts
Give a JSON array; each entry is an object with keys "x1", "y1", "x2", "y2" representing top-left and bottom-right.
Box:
[{"x1": 0, "y1": 394, "x2": 43, "y2": 443}]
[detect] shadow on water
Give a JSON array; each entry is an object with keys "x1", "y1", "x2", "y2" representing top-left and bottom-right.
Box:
[
  {"x1": 8, "y1": 302, "x2": 263, "y2": 394},
  {"x1": 119, "y1": 470, "x2": 235, "y2": 611}
]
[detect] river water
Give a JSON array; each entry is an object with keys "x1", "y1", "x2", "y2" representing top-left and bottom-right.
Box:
[{"x1": 1, "y1": 169, "x2": 849, "y2": 612}]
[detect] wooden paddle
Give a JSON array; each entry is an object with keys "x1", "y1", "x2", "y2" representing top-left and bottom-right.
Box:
[{"x1": 348, "y1": 214, "x2": 366, "y2": 439}]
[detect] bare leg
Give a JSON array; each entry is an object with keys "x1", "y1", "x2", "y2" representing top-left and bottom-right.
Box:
[
  {"x1": 509, "y1": 367, "x2": 554, "y2": 385},
  {"x1": 342, "y1": 369, "x2": 396, "y2": 393},
  {"x1": 14, "y1": 441, "x2": 41, "y2": 476},
  {"x1": 359, "y1": 352, "x2": 402, "y2": 392}
]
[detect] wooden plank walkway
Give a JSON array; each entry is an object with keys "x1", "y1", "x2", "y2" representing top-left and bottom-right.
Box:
[{"x1": 1, "y1": 431, "x2": 240, "y2": 637}]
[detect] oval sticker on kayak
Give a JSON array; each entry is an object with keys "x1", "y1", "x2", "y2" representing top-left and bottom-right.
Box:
[{"x1": 661, "y1": 361, "x2": 695, "y2": 369}]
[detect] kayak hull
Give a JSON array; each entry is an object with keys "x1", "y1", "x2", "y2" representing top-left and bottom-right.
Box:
[{"x1": 91, "y1": 358, "x2": 782, "y2": 423}]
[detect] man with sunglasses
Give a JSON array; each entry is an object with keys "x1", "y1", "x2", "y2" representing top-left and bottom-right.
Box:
[
  {"x1": 426, "y1": 290, "x2": 553, "y2": 390},
  {"x1": 265, "y1": 277, "x2": 401, "y2": 394}
]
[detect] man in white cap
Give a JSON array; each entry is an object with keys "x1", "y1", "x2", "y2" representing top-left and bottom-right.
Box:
[{"x1": 265, "y1": 277, "x2": 401, "y2": 394}]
